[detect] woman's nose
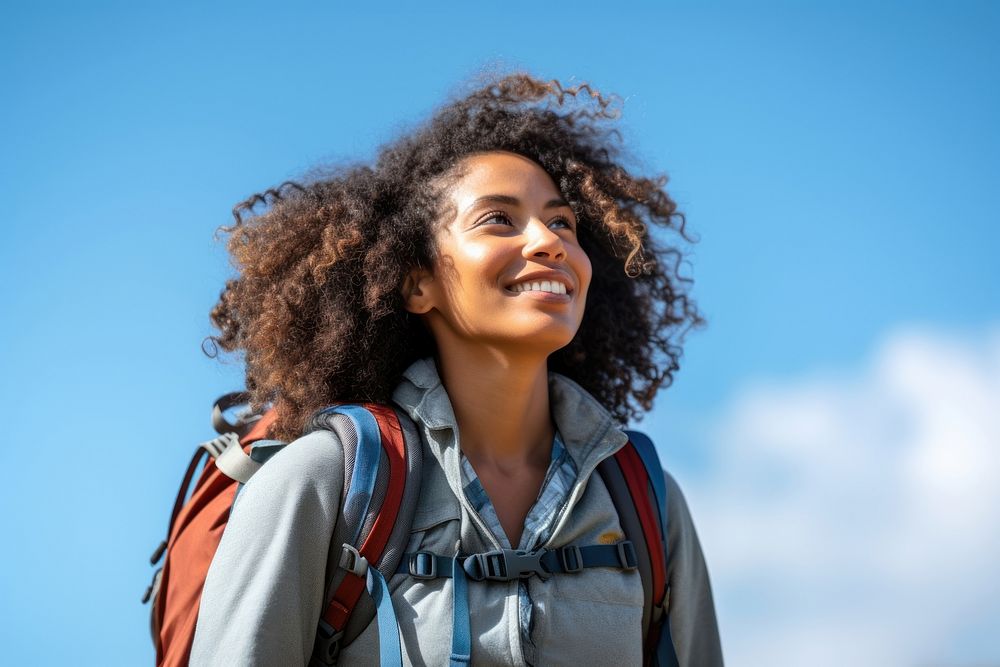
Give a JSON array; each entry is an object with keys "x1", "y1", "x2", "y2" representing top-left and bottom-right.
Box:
[{"x1": 522, "y1": 219, "x2": 566, "y2": 261}]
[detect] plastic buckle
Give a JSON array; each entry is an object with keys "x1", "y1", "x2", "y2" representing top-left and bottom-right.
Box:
[
  {"x1": 408, "y1": 551, "x2": 438, "y2": 580},
  {"x1": 468, "y1": 549, "x2": 550, "y2": 582},
  {"x1": 314, "y1": 620, "x2": 345, "y2": 665},
  {"x1": 616, "y1": 540, "x2": 638, "y2": 570},
  {"x1": 559, "y1": 545, "x2": 584, "y2": 574},
  {"x1": 339, "y1": 544, "x2": 369, "y2": 577}
]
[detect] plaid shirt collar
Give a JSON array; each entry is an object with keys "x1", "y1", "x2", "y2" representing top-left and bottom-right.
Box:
[{"x1": 459, "y1": 430, "x2": 578, "y2": 551}]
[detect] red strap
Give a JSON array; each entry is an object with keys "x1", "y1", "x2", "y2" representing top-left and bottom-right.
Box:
[
  {"x1": 321, "y1": 404, "x2": 408, "y2": 631},
  {"x1": 614, "y1": 443, "x2": 667, "y2": 607}
]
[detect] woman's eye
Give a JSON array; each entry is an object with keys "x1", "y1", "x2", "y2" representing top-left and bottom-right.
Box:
[
  {"x1": 481, "y1": 212, "x2": 512, "y2": 226},
  {"x1": 550, "y1": 217, "x2": 574, "y2": 231}
]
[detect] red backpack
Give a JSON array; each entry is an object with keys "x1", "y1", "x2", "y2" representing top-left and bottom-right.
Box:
[{"x1": 143, "y1": 394, "x2": 679, "y2": 666}]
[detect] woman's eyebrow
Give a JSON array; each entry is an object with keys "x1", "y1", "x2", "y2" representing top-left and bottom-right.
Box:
[{"x1": 463, "y1": 194, "x2": 570, "y2": 215}]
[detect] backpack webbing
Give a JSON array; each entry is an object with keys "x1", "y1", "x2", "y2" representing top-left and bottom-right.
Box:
[{"x1": 311, "y1": 404, "x2": 411, "y2": 665}]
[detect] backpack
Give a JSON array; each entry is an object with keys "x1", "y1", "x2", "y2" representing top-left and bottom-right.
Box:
[{"x1": 143, "y1": 394, "x2": 679, "y2": 666}]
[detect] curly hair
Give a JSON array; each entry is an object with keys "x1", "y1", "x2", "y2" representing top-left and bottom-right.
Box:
[{"x1": 206, "y1": 72, "x2": 705, "y2": 441}]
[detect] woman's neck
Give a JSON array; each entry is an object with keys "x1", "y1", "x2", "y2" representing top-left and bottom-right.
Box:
[{"x1": 433, "y1": 346, "x2": 555, "y2": 474}]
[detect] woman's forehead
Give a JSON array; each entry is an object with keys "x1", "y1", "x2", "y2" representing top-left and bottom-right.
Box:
[{"x1": 445, "y1": 151, "x2": 561, "y2": 208}]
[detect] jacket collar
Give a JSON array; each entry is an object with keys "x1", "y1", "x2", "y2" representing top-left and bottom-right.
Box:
[{"x1": 391, "y1": 357, "x2": 628, "y2": 482}]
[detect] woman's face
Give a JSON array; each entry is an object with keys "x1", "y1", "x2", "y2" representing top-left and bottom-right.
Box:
[{"x1": 406, "y1": 151, "x2": 592, "y2": 356}]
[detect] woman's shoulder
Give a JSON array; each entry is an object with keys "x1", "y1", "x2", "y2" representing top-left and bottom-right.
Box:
[
  {"x1": 235, "y1": 428, "x2": 346, "y2": 509},
  {"x1": 193, "y1": 429, "x2": 346, "y2": 665},
  {"x1": 265, "y1": 427, "x2": 344, "y2": 471}
]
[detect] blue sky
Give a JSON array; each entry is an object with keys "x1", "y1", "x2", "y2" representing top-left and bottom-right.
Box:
[{"x1": 2, "y1": 2, "x2": 998, "y2": 664}]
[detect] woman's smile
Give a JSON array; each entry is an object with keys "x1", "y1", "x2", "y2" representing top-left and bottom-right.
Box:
[{"x1": 504, "y1": 270, "x2": 575, "y2": 297}]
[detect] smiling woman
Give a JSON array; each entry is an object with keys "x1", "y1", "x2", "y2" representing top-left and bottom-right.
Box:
[
  {"x1": 404, "y1": 152, "x2": 593, "y2": 369},
  {"x1": 186, "y1": 73, "x2": 721, "y2": 666}
]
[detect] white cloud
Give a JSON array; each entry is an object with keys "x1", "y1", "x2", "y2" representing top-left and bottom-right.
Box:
[{"x1": 685, "y1": 323, "x2": 1000, "y2": 667}]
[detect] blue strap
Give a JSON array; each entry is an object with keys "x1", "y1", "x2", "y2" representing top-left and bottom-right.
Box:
[
  {"x1": 320, "y1": 405, "x2": 383, "y2": 546},
  {"x1": 450, "y1": 556, "x2": 471, "y2": 666},
  {"x1": 366, "y1": 566, "x2": 403, "y2": 667}
]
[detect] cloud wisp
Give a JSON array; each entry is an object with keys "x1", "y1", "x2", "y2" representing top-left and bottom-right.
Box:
[{"x1": 685, "y1": 324, "x2": 1000, "y2": 666}]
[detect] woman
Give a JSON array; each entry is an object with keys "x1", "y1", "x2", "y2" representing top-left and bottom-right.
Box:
[{"x1": 191, "y1": 73, "x2": 722, "y2": 665}]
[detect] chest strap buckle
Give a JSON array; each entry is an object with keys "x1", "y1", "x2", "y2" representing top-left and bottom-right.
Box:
[{"x1": 464, "y1": 548, "x2": 552, "y2": 582}]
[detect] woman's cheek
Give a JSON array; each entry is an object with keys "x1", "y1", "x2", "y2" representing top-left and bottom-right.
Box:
[{"x1": 576, "y1": 250, "x2": 593, "y2": 295}]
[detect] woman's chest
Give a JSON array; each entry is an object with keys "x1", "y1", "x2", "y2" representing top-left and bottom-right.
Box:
[{"x1": 337, "y1": 460, "x2": 645, "y2": 666}]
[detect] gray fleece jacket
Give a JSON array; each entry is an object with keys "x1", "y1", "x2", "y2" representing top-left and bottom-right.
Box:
[{"x1": 191, "y1": 358, "x2": 723, "y2": 666}]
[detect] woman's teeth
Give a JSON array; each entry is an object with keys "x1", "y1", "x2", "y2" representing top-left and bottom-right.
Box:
[{"x1": 511, "y1": 281, "x2": 568, "y2": 295}]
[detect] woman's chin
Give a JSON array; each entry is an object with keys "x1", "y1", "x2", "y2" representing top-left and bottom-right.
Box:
[{"x1": 497, "y1": 326, "x2": 579, "y2": 357}]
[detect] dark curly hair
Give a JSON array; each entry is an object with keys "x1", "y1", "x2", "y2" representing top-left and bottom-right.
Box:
[{"x1": 206, "y1": 73, "x2": 705, "y2": 441}]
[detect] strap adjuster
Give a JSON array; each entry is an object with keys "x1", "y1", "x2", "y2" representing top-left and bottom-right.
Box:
[
  {"x1": 616, "y1": 540, "x2": 638, "y2": 570},
  {"x1": 339, "y1": 544, "x2": 369, "y2": 577},
  {"x1": 558, "y1": 545, "x2": 583, "y2": 573},
  {"x1": 408, "y1": 551, "x2": 438, "y2": 580}
]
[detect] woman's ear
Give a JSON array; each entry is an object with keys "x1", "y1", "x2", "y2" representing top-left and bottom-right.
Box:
[{"x1": 402, "y1": 268, "x2": 435, "y2": 314}]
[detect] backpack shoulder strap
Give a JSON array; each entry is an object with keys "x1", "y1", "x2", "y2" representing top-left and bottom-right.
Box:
[
  {"x1": 599, "y1": 431, "x2": 680, "y2": 667},
  {"x1": 597, "y1": 449, "x2": 655, "y2": 639},
  {"x1": 308, "y1": 403, "x2": 422, "y2": 666},
  {"x1": 625, "y1": 431, "x2": 668, "y2": 544}
]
